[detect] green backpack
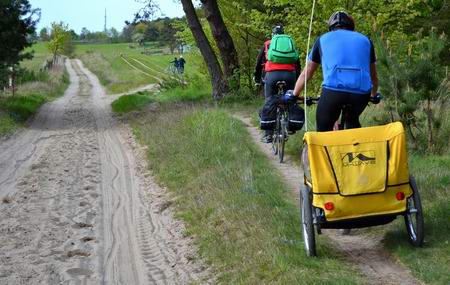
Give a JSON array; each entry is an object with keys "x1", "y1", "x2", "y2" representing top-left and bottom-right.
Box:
[{"x1": 267, "y1": 34, "x2": 299, "y2": 64}]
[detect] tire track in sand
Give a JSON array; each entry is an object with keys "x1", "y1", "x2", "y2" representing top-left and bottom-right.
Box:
[{"x1": 0, "y1": 59, "x2": 209, "y2": 285}]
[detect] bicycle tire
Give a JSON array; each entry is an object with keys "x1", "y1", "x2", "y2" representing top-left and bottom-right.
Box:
[
  {"x1": 300, "y1": 185, "x2": 316, "y2": 256},
  {"x1": 279, "y1": 113, "x2": 287, "y2": 163},
  {"x1": 272, "y1": 110, "x2": 281, "y2": 155},
  {"x1": 404, "y1": 175, "x2": 425, "y2": 246}
]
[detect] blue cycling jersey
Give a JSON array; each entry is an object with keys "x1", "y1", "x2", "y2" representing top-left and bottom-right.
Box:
[{"x1": 309, "y1": 30, "x2": 374, "y2": 94}]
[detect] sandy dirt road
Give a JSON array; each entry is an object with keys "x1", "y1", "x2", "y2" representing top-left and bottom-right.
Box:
[
  {"x1": 234, "y1": 114, "x2": 422, "y2": 285},
  {"x1": 0, "y1": 59, "x2": 207, "y2": 285}
]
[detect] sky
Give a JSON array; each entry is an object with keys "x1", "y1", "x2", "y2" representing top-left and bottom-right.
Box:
[{"x1": 30, "y1": 0, "x2": 184, "y2": 33}]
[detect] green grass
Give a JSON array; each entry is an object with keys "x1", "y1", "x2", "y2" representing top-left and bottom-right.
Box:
[
  {"x1": 111, "y1": 77, "x2": 211, "y2": 113},
  {"x1": 74, "y1": 43, "x2": 205, "y2": 94},
  {"x1": 111, "y1": 93, "x2": 155, "y2": 113},
  {"x1": 0, "y1": 44, "x2": 69, "y2": 136},
  {"x1": 131, "y1": 105, "x2": 362, "y2": 284},
  {"x1": 383, "y1": 155, "x2": 450, "y2": 285},
  {"x1": 0, "y1": 112, "x2": 16, "y2": 136},
  {"x1": 1, "y1": 95, "x2": 46, "y2": 122}
]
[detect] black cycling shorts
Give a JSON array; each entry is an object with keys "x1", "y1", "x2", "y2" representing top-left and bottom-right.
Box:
[{"x1": 316, "y1": 88, "x2": 370, "y2": 132}]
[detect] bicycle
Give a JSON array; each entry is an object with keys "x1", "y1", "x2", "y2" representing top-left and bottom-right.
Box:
[{"x1": 271, "y1": 81, "x2": 290, "y2": 163}]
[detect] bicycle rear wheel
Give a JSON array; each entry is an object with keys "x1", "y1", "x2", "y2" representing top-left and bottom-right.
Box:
[
  {"x1": 279, "y1": 115, "x2": 287, "y2": 163},
  {"x1": 300, "y1": 185, "x2": 316, "y2": 256},
  {"x1": 404, "y1": 175, "x2": 425, "y2": 246},
  {"x1": 271, "y1": 112, "x2": 281, "y2": 155}
]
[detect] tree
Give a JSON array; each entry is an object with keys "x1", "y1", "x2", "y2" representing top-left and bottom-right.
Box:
[
  {"x1": 0, "y1": 0, "x2": 40, "y2": 89},
  {"x1": 376, "y1": 30, "x2": 450, "y2": 152},
  {"x1": 180, "y1": 0, "x2": 228, "y2": 99},
  {"x1": 121, "y1": 24, "x2": 134, "y2": 42},
  {"x1": 47, "y1": 22, "x2": 74, "y2": 63},
  {"x1": 39, "y1": 27, "x2": 49, "y2": 41},
  {"x1": 80, "y1": 27, "x2": 89, "y2": 41},
  {"x1": 200, "y1": 0, "x2": 240, "y2": 88},
  {"x1": 109, "y1": 27, "x2": 120, "y2": 43}
]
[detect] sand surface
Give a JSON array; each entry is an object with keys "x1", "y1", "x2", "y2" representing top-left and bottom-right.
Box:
[{"x1": 0, "y1": 59, "x2": 208, "y2": 285}]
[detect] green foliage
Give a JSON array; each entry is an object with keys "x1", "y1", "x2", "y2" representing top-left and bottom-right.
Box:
[
  {"x1": 0, "y1": 0, "x2": 39, "y2": 89},
  {"x1": 2, "y1": 94, "x2": 45, "y2": 122},
  {"x1": 0, "y1": 112, "x2": 17, "y2": 136},
  {"x1": 133, "y1": 106, "x2": 362, "y2": 284},
  {"x1": 111, "y1": 93, "x2": 154, "y2": 113},
  {"x1": 46, "y1": 22, "x2": 75, "y2": 59},
  {"x1": 375, "y1": 29, "x2": 450, "y2": 153}
]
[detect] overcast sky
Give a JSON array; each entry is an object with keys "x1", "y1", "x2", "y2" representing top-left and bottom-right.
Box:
[{"x1": 30, "y1": 0, "x2": 185, "y2": 33}]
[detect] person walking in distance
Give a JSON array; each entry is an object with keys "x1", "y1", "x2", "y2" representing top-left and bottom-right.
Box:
[
  {"x1": 170, "y1": 57, "x2": 179, "y2": 73},
  {"x1": 178, "y1": 55, "x2": 186, "y2": 74}
]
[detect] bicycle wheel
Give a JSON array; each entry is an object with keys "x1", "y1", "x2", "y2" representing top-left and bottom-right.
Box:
[
  {"x1": 300, "y1": 185, "x2": 316, "y2": 256},
  {"x1": 279, "y1": 114, "x2": 287, "y2": 163},
  {"x1": 404, "y1": 175, "x2": 425, "y2": 246},
  {"x1": 271, "y1": 112, "x2": 281, "y2": 155}
]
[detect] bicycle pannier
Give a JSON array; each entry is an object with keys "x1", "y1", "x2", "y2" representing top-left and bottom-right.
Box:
[{"x1": 288, "y1": 104, "x2": 305, "y2": 132}]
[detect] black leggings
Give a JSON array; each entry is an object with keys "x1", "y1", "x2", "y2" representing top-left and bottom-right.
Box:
[{"x1": 316, "y1": 88, "x2": 370, "y2": 132}]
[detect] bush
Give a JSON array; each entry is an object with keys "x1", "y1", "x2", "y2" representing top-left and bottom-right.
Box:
[
  {"x1": 111, "y1": 93, "x2": 154, "y2": 113},
  {"x1": 375, "y1": 30, "x2": 450, "y2": 153},
  {"x1": 4, "y1": 94, "x2": 46, "y2": 121}
]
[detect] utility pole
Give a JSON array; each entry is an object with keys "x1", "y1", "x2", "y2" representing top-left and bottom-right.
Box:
[{"x1": 104, "y1": 8, "x2": 107, "y2": 33}]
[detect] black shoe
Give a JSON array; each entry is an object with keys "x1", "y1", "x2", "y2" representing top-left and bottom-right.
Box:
[{"x1": 262, "y1": 135, "x2": 273, "y2": 143}]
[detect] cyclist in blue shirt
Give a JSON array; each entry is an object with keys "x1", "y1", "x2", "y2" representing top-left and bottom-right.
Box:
[{"x1": 285, "y1": 11, "x2": 379, "y2": 131}]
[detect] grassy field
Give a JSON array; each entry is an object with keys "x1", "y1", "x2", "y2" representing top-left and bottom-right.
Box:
[
  {"x1": 131, "y1": 104, "x2": 362, "y2": 284},
  {"x1": 74, "y1": 43, "x2": 205, "y2": 94}
]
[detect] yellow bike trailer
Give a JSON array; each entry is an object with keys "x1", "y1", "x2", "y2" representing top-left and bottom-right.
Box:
[{"x1": 300, "y1": 122, "x2": 424, "y2": 256}]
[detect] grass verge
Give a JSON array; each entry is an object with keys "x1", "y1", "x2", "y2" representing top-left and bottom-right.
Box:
[
  {"x1": 111, "y1": 92, "x2": 155, "y2": 113},
  {"x1": 111, "y1": 77, "x2": 211, "y2": 113},
  {"x1": 0, "y1": 64, "x2": 69, "y2": 136},
  {"x1": 383, "y1": 154, "x2": 450, "y2": 285},
  {"x1": 131, "y1": 104, "x2": 361, "y2": 284}
]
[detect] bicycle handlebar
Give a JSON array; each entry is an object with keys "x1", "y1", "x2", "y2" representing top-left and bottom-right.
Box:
[{"x1": 300, "y1": 93, "x2": 382, "y2": 106}]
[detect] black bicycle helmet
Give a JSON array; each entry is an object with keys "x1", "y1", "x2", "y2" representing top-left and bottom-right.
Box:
[
  {"x1": 328, "y1": 11, "x2": 355, "y2": 31},
  {"x1": 272, "y1": 25, "x2": 285, "y2": 36}
]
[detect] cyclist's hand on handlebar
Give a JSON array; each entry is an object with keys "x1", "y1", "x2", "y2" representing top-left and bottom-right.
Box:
[
  {"x1": 281, "y1": 90, "x2": 297, "y2": 104},
  {"x1": 370, "y1": 93, "x2": 382, "y2": 104}
]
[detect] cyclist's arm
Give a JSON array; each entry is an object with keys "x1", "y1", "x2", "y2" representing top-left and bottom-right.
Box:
[
  {"x1": 293, "y1": 61, "x2": 319, "y2": 97},
  {"x1": 370, "y1": 63, "x2": 379, "y2": 97},
  {"x1": 254, "y1": 45, "x2": 265, "y2": 83}
]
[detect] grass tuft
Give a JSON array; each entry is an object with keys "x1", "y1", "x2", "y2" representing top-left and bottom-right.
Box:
[
  {"x1": 111, "y1": 93, "x2": 155, "y2": 113},
  {"x1": 3, "y1": 95, "x2": 46, "y2": 122}
]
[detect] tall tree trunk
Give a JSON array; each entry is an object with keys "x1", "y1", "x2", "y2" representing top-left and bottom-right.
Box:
[
  {"x1": 201, "y1": 0, "x2": 240, "y2": 89},
  {"x1": 180, "y1": 0, "x2": 228, "y2": 99}
]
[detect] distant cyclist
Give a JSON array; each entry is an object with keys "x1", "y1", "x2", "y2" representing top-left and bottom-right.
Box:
[
  {"x1": 255, "y1": 25, "x2": 301, "y2": 142},
  {"x1": 285, "y1": 11, "x2": 379, "y2": 131}
]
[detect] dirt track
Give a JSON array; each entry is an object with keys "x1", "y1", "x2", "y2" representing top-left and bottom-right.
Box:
[
  {"x1": 234, "y1": 114, "x2": 422, "y2": 285},
  {"x1": 0, "y1": 59, "x2": 207, "y2": 284}
]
